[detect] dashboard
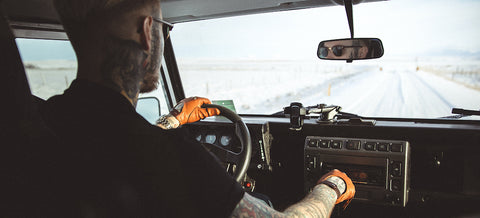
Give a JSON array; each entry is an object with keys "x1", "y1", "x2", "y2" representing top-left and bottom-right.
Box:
[{"x1": 185, "y1": 116, "x2": 480, "y2": 217}]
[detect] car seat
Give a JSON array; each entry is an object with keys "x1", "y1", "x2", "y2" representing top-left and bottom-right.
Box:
[{"x1": 0, "y1": 3, "x2": 70, "y2": 216}]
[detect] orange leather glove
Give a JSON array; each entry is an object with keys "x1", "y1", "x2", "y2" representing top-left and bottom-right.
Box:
[
  {"x1": 170, "y1": 97, "x2": 220, "y2": 125},
  {"x1": 317, "y1": 169, "x2": 355, "y2": 208}
]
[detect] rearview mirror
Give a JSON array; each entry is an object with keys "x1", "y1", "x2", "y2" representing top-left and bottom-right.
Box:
[
  {"x1": 317, "y1": 38, "x2": 384, "y2": 61},
  {"x1": 136, "y1": 97, "x2": 161, "y2": 124}
]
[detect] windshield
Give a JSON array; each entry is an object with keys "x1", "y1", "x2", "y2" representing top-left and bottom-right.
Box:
[{"x1": 171, "y1": 0, "x2": 480, "y2": 119}]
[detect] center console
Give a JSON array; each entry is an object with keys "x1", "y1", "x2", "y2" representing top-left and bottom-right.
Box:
[{"x1": 304, "y1": 136, "x2": 410, "y2": 206}]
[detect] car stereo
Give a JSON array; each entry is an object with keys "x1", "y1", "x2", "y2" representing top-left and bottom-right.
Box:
[{"x1": 304, "y1": 136, "x2": 410, "y2": 206}]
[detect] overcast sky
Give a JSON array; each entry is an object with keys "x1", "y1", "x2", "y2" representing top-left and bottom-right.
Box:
[{"x1": 16, "y1": 0, "x2": 480, "y2": 61}]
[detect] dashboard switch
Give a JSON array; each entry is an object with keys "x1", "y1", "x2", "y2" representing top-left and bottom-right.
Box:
[
  {"x1": 391, "y1": 179, "x2": 401, "y2": 191},
  {"x1": 319, "y1": 140, "x2": 330, "y2": 148},
  {"x1": 364, "y1": 142, "x2": 376, "y2": 151},
  {"x1": 391, "y1": 161, "x2": 402, "y2": 177},
  {"x1": 391, "y1": 143, "x2": 403, "y2": 152},
  {"x1": 305, "y1": 155, "x2": 316, "y2": 171},
  {"x1": 378, "y1": 143, "x2": 389, "y2": 151},
  {"x1": 346, "y1": 140, "x2": 361, "y2": 150},
  {"x1": 307, "y1": 139, "x2": 318, "y2": 147},
  {"x1": 330, "y1": 141, "x2": 342, "y2": 149}
]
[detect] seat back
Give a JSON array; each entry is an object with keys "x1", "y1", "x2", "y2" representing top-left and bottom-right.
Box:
[{"x1": 0, "y1": 3, "x2": 69, "y2": 216}]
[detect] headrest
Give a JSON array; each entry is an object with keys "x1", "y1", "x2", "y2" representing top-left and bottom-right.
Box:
[{"x1": 0, "y1": 4, "x2": 35, "y2": 124}]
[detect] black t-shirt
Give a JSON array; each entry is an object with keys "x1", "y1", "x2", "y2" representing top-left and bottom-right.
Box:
[{"x1": 40, "y1": 79, "x2": 244, "y2": 217}]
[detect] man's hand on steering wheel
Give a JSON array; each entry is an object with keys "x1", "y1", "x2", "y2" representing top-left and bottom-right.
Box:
[
  {"x1": 156, "y1": 96, "x2": 220, "y2": 129},
  {"x1": 156, "y1": 98, "x2": 252, "y2": 182}
]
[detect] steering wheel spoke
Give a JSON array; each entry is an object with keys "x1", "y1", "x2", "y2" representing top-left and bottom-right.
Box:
[{"x1": 200, "y1": 104, "x2": 252, "y2": 182}]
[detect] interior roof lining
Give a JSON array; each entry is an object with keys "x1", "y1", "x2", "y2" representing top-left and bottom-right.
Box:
[{"x1": 3, "y1": 0, "x2": 387, "y2": 39}]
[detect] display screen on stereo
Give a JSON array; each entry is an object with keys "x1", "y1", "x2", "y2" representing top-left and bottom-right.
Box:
[{"x1": 322, "y1": 163, "x2": 386, "y2": 187}]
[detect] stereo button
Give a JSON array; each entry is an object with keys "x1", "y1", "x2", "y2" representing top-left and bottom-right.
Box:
[
  {"x1": 391, "y1": 162, "x2": 402, "y2": 177},
  {"x1": 346, "y1": 140, "x2": 361, "y2": 150},
  {"x1": 305, "y1": 155, "x2": 316, "y2": 171},
  {"x1": 330, "y1": 140, "x2": 342, "y2": 149},
  {"x1": 378, "y1": 143, "x2": 389, "y2": 151},
  {"x1": 319, "y1": 140, "x2": 330, "y2": 148},
  {"x1": 391, "y1": 179, "x2": 401, "y2": 191},
  {"x1": 307, "y1": 139, "x2": 318, "y2": 147},
  {"x1": 364, "y1": 142, "x2": 376, "y2": 151},
  {"x1": 391, "y1": 143, "x2": 403, "y2": 152}
]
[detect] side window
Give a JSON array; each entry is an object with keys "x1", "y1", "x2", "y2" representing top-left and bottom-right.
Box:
[
  {"x1": 15, "y1": 38, "x2": 169, "y2": 115},
  {"x1": 15, "y1": 38, "x2": 77, "y2": 100},
  {"x1": 137, "y1": 57, "x2": 170, "y2": 115},
  {"x1": 139, "y1": 83, "x2": 170, "y2": 117}
]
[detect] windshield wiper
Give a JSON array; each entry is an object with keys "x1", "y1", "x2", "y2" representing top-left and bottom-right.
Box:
[
  {"x1": 452, "y1": 108, "x2": 480, "y2": 116},
  {"x1": 441, "y1": 108, "x2": 480, "y2": 119},
  {"x1": 335, "y1": 111, "x2": 363, "y2": 119}
]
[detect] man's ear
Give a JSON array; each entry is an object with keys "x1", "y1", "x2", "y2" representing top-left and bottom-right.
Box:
[{"x1": 140, "y1": 16, "x2": 153, "y2": 51}]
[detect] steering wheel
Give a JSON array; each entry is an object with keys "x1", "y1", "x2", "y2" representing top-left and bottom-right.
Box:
[{"x1": 201, "y1": 104, "x2": 252, "y2": 182}]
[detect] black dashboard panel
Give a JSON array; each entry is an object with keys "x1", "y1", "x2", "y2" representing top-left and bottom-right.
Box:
[{"x1": 185, "y1": 117, "x2": 480, "y2": 217}]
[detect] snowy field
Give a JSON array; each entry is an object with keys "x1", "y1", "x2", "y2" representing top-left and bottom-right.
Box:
[
  {"x1": 24, "y1": 57, "x2": 480, "y2": 119},
  {"x1": 24, "y1": 60, "x2": 77, "y2": 100}
]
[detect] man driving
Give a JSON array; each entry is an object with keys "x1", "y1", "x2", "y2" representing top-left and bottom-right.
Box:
[{"x1": 41, "y1": 0, "x2": 355, "y2": 217}]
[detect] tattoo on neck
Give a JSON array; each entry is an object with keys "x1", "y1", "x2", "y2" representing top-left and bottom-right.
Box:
[{"x1": 100, "y1": 35, "x2": 148, "y2": 104}]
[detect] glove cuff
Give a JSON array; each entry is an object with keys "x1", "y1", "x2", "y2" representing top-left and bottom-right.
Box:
[
  {"x1": 318, "y1": 180, "x2": 341, "y2": 200},
  {"x1": 317, "y1": 170, "x2": 355, "y2": 207},
  {"x1": 156, "y1": 114, "x2": 180, "y2": 129}
]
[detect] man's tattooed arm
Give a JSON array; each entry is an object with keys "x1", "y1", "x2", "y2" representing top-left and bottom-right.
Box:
[{"x1": 230, "y1": 184, "x2": 338, "y2": 218}]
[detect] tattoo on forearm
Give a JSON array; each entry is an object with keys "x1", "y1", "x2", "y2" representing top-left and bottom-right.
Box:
[
  {"x1": 230, "y1": 184, "x2": 337, "y2": 218},
  {"x1": 283, "y1": 184, "x2": 337, "y2": 218},
  {"x1": 231, "y1": 193, "x2": 280, "y2": 218}
]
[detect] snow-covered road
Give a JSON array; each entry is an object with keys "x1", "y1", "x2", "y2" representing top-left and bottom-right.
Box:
[
  {"x1": 284, "y1": 68, "x2": 480, "y2": 118},
  {"x1": 206, "y1": 61, "x2": 480, "y2": 118}
]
